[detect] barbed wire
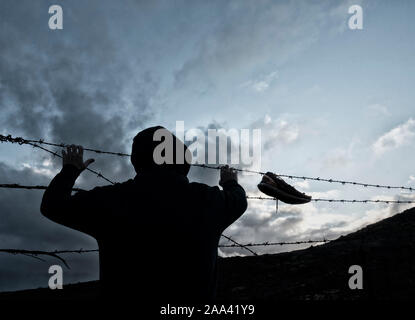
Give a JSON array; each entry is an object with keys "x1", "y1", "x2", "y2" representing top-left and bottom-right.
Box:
[
  {"x1": 193, "y1": 163, "x2": 266, "y2": 175},
  {"x1": 0, "y1": 134, "x2": 130, "y2": 157},
  {"x1": 1, "y1": 134, "x2": 414, "y2": 191},
  {"x1": 1, "y1": 184, "x2": 414, "y2": 205},
  {"x1": 196, "y1": 164, "x2": 415, "y2": 192},
  {"x1": 1, "y1": 135, "x2": 115, "y2": 185},
  {"x1": 246, "y1": 196, "x2": 415, "y2": 204},
  {"x1": 221, "y1": 234, "x2": 258, "y2": 255},
  {"x1": 0, "y1": 184, "x2": 85, "y2": 192},
  {"x1": 0, "y1": 249, "x2": 71, "y2": 268},
  {"x1": 219, "y1": 239, "x2": 331, "y2": 247},
  {"x1": 0, "y1": 238, "x2": 333, "y2": 265}
]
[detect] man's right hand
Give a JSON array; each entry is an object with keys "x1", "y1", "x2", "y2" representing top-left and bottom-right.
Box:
[
  {"x1": 219, "y1": 165, "x2": 238, "y2": 187},
  {"x1": 62, "y1": 145, "x2": 95, "y2": 172}
]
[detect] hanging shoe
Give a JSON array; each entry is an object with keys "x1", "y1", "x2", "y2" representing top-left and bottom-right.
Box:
[{"x1": 258, "y1": 172, "x2": 312, "y2": 205}]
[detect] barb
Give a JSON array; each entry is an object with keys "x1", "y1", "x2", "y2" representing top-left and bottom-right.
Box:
[
  {"x1": 247, "y1": 196, "x2": 415, "y2": 204},
  {"x1": 2, "y1": 134, "x2": 414, "y2": 191}
]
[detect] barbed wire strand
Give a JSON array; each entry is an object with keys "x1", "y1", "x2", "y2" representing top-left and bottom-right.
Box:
[
  {"x1": 220, "y1": 234, "x2": 258, "y2": 256},
  {"x1": 0, "y1": 184, "x2": 85, "y2": 192},
  {"x1": 0, "y1": 135, "x2": 115, "y2": 185},
  {"x1": 195, "y1": 164, "x2": 415, "y2": 192},
  {"x1": 0, "y1": 134, "x2": 130, "y2": 157},
  {"x1": 0, "y1": 238, "x2": 332, "y2": 264},
  {"x1": 1, "y1": 134, "x2": 414, "y2": 192},
  {"x1": 0, "y1": 249, "x2": 70, "y2": 268},
  {"x1": 246, "y1": 196, "x2": 415, "y2": 204},
  {"x1": 1, "y1": 184, "x2": 414, "y2": 204},
  {"x1": 219, "y1": 239, "x2": 331, "y2": 247}
]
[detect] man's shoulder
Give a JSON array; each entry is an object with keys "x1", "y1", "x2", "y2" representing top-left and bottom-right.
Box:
[
  {"x1": 87, "y1": 179, "x2": 135, "y2": 194},
  {"x1": 188, "y1": 181, "x2": 220, "y2": 194}
]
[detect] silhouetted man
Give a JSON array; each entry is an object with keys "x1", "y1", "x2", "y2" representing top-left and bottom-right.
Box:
[{"x1": 41, "y1": 126, "x2": 247, "y2": 302}]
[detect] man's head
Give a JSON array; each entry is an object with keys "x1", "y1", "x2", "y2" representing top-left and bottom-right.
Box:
[{"x1": 131, "y1": 126, "x2": 192, "y2": 176}]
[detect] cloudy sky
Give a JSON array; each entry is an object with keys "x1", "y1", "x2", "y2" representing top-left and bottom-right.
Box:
[{"x1": 1, "y1": 0, "x2": 415, "y2": 292}]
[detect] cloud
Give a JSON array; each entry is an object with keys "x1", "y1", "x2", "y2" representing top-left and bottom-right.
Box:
[
  {"x1": 0, "y1": 162, "x2": 99, "y2": 291},
  {"x1": 240, "y1": 70, "x2": 278, "y2": 93},
  {"x1": 250, "y1": 115, "x2": 300, "y2": 151},
  {"x1": 293, "y1": 180, "x2": 310, "y2": 190},
  {"x1": 323, "y1": 140, "x2": 357, "y2": 168},
  {"x1": 186, "y1": 121, "x2": 260, "y2": 186},
  {"x1": 0, "y1": 1, "x2": 158, "y2": 187},
  {"x1": 174, "y1": 1, "x2": 350, "y2": 93},
  {"x1": 0, "y1": 0, "x2": 157, "y2": 291},
  {"x1": 368, "y1": 103, "x2": 390, "y2": 116},
  {"x1": 372, "y1": 118, "x2": 415, "y2": 155}
]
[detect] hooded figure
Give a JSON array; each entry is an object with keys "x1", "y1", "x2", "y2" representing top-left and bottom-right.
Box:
[{"x1": 41, "y1": 126, "x2": 247, "y2": 303}]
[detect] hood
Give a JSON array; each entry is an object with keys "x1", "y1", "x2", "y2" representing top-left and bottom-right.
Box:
[{"x1": 131, "y1": 126, "x2": 192, "y2": 176}]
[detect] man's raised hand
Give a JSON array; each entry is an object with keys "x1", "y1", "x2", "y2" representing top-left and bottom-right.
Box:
[
  {"x1": 62, "y1": 145, "x2": 95, "y2": 172},
  {"x1": 219, "y1": 165, "x2": 238, "y2": 187}
]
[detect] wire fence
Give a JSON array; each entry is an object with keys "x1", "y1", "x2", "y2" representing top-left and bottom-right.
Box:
[
  {"x1": 246, "y1": 196, "x2": 415, "y2": 204},
  {"x1": 1, "y1": 133, "x2": 415, "y2": 262},
  {"x1": 2, "y1": 134, "x2": 414, "y2": 191},
  {"x1": 0, "y1": 238, "x2": 334, "y2": 267},
  {"x1": 2, "y1": 183, "x2": 414, "y2": 205}
]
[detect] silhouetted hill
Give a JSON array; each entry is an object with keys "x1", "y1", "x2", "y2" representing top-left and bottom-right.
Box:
[
  {"x1": 1, "y1": 207, "x2": 415, "y2": 300},
  {"x1": 217, "y1": 206, "x2": 415, "y2": 300}
]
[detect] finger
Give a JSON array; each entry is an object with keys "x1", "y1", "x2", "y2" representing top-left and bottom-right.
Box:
[
  {"x1": 68, "y1": 145, "x2": 73, "y2": 160},
  {"x1": 62, "y1": 149, "x2": 67, "y2": 157},
  {"x1": 84, "y1": 158, "x2": 95, "y2": 168},
  {"x1": 78, "y1": 146, "x2": 84, "y2": 158},
  {"x1": 68, "y1": 146, "x2": 73, "y2": 159}
]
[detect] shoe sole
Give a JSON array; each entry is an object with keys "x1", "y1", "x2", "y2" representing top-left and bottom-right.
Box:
[{"x1": 258, "y1": 182, "x2": 312, "y2": 205}]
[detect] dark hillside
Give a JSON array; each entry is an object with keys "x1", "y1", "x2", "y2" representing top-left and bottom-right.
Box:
[{"x1": 2, "y1": 207, "x2": 415, "y2": 300}]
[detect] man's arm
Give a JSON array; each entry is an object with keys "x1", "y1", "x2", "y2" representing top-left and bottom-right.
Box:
[
  {"x1": 217, "y1": 165, "x2": 248, "y2": 229},
  {"x1": 40, "y1": 145, "x2": 98, "y2": 236}
]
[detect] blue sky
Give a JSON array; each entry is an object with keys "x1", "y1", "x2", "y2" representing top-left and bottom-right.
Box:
[{"x1": 1, "y1": 0, "x2": 415, "y2": 291}]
